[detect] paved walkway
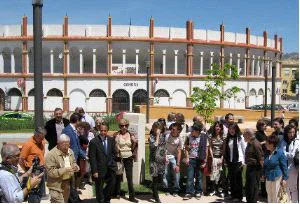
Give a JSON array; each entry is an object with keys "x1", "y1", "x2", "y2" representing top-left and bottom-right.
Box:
[{"x1": 37, "y1": 183, "x2": 267, "y2": 203}]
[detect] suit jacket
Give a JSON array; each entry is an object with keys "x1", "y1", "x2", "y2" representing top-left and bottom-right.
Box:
[
  {"x1": 88, "y1": 135, "x2": 117, "y2": 177},
  {"x1": 62, "y1": 124, "x2": 86, "y2": 161},
  {"x1": 45, "y1": 118, "x2": 70, "y2": 151}
]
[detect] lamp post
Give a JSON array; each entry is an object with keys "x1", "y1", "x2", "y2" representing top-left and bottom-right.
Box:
[
  {"x1": 264, "y1": 59, "x2": 268, "y2": 117},
  {"x1": 146, "y1": 61, "x2": 150, "y2": 124},
  {"x1": 32, "y1": 0, "x2": 44, "y2": 127},
  {"x1": 271, "y1": 65, "x2": 276, "y2": 125}
]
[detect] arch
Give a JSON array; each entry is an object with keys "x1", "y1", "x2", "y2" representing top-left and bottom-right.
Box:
[
  {"x1": 47, "y1": 88, "x2": 63, "y2": 97},
  {"x1": 249, "y1": 89, "x2": 256, "y2": 96},
  {"x1": 28, "y1": 88, "x2": 35, "y2": 96},
  {"x1": 132, "y1": 89, "x2": 147, "y2": 110},
  {"x1": 249, "y1": 88, "x2": 257, "y2": 107},
  {"x1": 171, "y1": 89, "x2": 187, "y2": 107},
  {"x1": 7, "y1": 88, "x2": 22, "y2": 111},
  {"x1": 7, "y1": 88, "x2": 22, "y2": 96},
  {"x1": 154, "y1": 89, "x2": 170, "y2": 97},
  {"x1": 0, "y1": 88, "x2": 5, "y2": 111},
  {"x1": 258, "y1": 89, "x2": 264, "y2": 95},
  {"x1": 224, "y1": 88, "x2": 246, "y2": 109},
  {"x1": 112, "y1": 89, "x2": 130, "y2": 112},
  {"x1": 2, "y1": 47, "x2": 11, "y2": 73},
  {"x1": 89, "y1": 89, "x2": 107, "y2": 97},
  {"x1": 13, "y1": 47, "x2": 22, "y2": 73},
  {"x1": 69, "y1": 88, "x2": 87, "y2": 111}
]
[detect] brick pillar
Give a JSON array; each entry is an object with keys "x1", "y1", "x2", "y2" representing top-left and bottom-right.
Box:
[
  {"x1": 63, "y1": 97, "x2": 69, "y2": 112},
  {"x1": 186, "y1": 20, "x2": 193, "y2": 76},
  {"x1": 149, "y1": 17, "x2": 155, "y2": 76},
  {"x1": 22, "y1": 96, "x2": 28, "y2": 112},
  {"x1": 106, "y1": 97, "x2": 112, "y2": 113},
  {"x1": 279, "y1": 37, "x2": 282, "y2": 78}
]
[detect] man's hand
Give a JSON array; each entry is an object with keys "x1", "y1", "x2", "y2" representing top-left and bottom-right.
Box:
[
  {"x1": 72, "y1": 164, "x2": 80, "y2": 172},
  {"x1": 30, "y1": 172, "x2": 44, "y2": 189},
  {"x1": 200, "y1": 162, "x2": 206, "y2": 168},
  {"x1": 185, "y1": 159, "x2": 189, "y2": 166},
  {"x1": 93, "y1": 173, "x2": 99, "y2": 179},
  {"x1": 65, "y1": 167, "x2": 74, "y2": 173}
]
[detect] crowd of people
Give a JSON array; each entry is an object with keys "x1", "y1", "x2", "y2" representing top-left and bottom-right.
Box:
[{"x1": 0, "y1": 108, "x2": 298, "y2": 203}]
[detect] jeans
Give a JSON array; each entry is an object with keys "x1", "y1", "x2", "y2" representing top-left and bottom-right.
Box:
[
  {"x1": 186, "y1": 158, "x2": 202, "y2": 194},
  {"x1": 163, "y1": 156, "x2": 180, "y2": 193}
]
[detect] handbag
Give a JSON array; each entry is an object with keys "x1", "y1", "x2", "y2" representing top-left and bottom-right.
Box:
[
  {"x1": 294, "y1": 150, "x2": 299, "y2": 168},
  {"x1": 278, "y1": 185, "x2": 290, "y2": 203},
  {"x1": 116, "y1": 160, "x2": 124, "y2": 175}
]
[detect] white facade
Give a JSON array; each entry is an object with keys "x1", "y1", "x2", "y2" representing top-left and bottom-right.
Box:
[{"x1": 0, "y1": 23, "x2": 282, "y2": 113}]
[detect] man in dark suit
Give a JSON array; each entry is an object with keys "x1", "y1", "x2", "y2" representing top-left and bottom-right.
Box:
[
  {"x1": 88, "y1": 122, "x2": 117, "y2": 203},
  {"x1": 62, "y1": 113, "x2": 86, "y2": 161},
  {"x1": 45, "y1": 108, "x2": 70, "y2": 151}
]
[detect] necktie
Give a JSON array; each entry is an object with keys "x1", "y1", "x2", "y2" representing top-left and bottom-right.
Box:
[{"x1": 103, "y1": 138, "x2": 107, "y2": 154}]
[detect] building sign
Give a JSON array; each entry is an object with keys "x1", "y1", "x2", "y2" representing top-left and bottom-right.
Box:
[{"x1": 123, "y1": 82, "x2": 138, "y2": 87}]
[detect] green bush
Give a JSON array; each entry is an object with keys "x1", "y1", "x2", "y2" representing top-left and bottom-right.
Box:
[{"x1": 0, "y1": 119, "x2": 35, "y2": 131}]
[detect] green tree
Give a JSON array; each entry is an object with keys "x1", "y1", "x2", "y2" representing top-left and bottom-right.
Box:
[
  {"x1": 290, "y1": 69, "x2": 299, "y2": 93},
  {"x1": 191, "y1": 63, "x2": 240, "y2": 124}
]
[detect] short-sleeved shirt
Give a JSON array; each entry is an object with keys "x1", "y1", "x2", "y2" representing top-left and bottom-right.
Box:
[
  {"x1": 185, "y1": 134, "x2": 201, "y2": 159},
  {"x1": 210, "y1": 136, "x2": 224, "y2": 158},
  {"x1": 165, "y1": 134, "x2": 183, "y2": 157}
]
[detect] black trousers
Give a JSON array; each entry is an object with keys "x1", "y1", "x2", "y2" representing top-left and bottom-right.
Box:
[
  {"x1": 95, "y1": 169, "x2": 116, "y2": 202},
  {"x1": 152, "y1": 174, "x2": 163, "y2": 199},
  {"x1": 115, "y1": 157, "x2": 135, "y2": 197},
  {"x1": 245, "y1": 166, "x2": 261, "y2": 203},
  {"x1": 228, "y1": 162, "x2": 243, "y2": 200}
]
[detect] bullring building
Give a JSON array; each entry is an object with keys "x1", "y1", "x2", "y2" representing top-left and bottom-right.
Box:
[{"x1": 0, "y1": 16, "x2": 282, "y2": 113}]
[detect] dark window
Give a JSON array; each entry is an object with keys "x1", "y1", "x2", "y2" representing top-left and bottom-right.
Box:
[
  {"x1": 47, "y1": 88, "x2": 63, "y2": 97},
  {"x1": 154, "y1": 89, "x2": 170, "y2": 97},
  {"x1": 89, "y1": 89, "x2": 107, "y2": 97}
]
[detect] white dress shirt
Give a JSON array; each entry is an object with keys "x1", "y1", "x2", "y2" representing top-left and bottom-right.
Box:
[{"x1": 228, "y1": 136, "x2": 247, "y2": 164}]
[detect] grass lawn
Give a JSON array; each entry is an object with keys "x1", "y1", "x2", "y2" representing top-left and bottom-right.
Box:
[{"x1": 0, "y1": 129, "x2": 34, "y2": 133}]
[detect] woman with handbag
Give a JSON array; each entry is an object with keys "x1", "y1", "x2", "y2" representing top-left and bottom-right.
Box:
[
  {"x1": 113, "y1": 119, "x2": 138, "y2": 203},
  {"x1": 149, "y1": 122, "x2": 166, "y2": 203},
  {"x1": 208, "y1": 121, "x2": 224, "y2": 197},
  {"x1": 263, "y1": 134, "x2": 288, "y2": 203},
  {"x1": 281, "y1": 125, "x2": 299, "y2": 202},
  {"x1": 223, "y1": 123, "x2": 246, "y2": 202}
]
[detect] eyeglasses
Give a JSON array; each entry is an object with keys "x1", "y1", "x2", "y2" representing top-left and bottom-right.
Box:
[{"x1": 120, "y1": 124, "x2": 129, "y2": 128}]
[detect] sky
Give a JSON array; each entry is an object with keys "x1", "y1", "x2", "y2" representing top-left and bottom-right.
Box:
[{"x1": 0, "y1": 0, "x2": 298, "y2": 53}]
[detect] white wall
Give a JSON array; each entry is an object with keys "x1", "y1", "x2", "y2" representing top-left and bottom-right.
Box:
[
  {"x1": 171, "y1": 89, "x2": 187, "y2": 107},
  {"x1": 87, "y1": 97, "x2": 106, "y2": 112},
  {"x1": 9, "y1": 96, "x2": 22, "y2": 111}
]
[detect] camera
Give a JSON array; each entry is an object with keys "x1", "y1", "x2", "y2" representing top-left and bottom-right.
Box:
[{"x1": 32, "y1": 155, "x2": 44, "y2": 176}]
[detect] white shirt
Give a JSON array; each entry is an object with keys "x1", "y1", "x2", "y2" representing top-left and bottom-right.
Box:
[
  {"x1": 228, "y1": 136, "x2": 246, "y2": 164},
  {"x1": 81, "y1": 113, "x2": 95, "y2": 128},
  {"x1": 0, "y1": 170, "x2": 24, "y2": 203},
  {"x1": 281, "y1": 138, "x2": 299, "y2": 170}
]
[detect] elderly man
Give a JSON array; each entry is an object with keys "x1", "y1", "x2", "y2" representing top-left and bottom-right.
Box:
[
  {"x1": 20, "y1": 127, "x2": 47, "y2": 202},
  {"x1": 75, "y1": 107, "x2": 95, "y2": 129},
  {"x1": 243, "y1": 128, "x2": 264, "y2": 203},
  {"x1": 0, "y1": 144, "x2": 43, "y2": 203},
  {"x1": 45, "y1": 134, "x2": 80, "y2": 203},
  {"x1": 45, "y1": 107, "x2": 70, "y2": 151}
]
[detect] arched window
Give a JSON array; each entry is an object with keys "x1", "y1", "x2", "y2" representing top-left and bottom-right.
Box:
[
  {"x1": 28, "y1": 89, "x2": 35, "y2": 96},
  {"x1": 112, "y1": 89, "x2": 129, "y2": 112},
  {"x1": 249, "y1": 89, "x2": 256, "y2": 96},
  {"x1": 258, "y1": 89, "x2": 264, "y2": 95},
  {"x1": 154, "y1": 89, "x2": 170, "y2": 97},
  {"x1": 7, "y1": 88, "x2": 22, "y2": 96},
  {"x1": 47, "y1": 88, "x2": 63, "y2": 97},
  {"x1": 132, "y1": 89, "x2": 147, "y2": 110},
  {"x1": 89, "y1": 89, "x2": 107, "y2": 97}
]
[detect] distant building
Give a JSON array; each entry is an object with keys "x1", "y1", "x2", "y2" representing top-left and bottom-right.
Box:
[
  {"x1": 281, "y1": 58, "x2": 299, "y2": 100},
  {"x1": 0, "y1": 16, "x2": 283, "y2": 113}
]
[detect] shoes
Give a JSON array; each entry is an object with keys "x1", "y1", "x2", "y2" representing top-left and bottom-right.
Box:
[
  {"x1": 232, "y1": 198, "x2": 242, "y2": 202},
  {"x1": 195, "y1": 193, "x2": 201, "y2": 199},
  {"x1": 183, "y1": 194, "x2": 192, "y2": 200},
  {"x1": 172, "y1": 193, "x2": 179, "y2": 197},
  {"x1": 116, "y1": 195, "x2": 121, "y2": 199},
  {"x1": 209, "y1": 191, "x2": 216, "y2": 196},
  {"x1": 129, "y1": 196, "x2": 139, "y2": 203},
  {"x1": 154, "y1": 198, "x2": 161, "y2": 203}
]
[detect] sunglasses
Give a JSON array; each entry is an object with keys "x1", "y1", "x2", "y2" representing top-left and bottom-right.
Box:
[{"x1": 120, "y1": 124, "x2": 129, "y2": 128}]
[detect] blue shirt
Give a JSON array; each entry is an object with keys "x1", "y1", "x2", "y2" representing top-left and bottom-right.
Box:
[{"x1": 263, "y1": 147, "x2": 288, "y2": 181}]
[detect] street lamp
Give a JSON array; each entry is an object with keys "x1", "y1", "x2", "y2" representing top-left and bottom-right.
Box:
[
  {"x1": 32, "y1": 0, "x2": 44, "y2": 127},
  {"x1": 146, "y1": 61, "x2": 150, "y2": 124}
]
